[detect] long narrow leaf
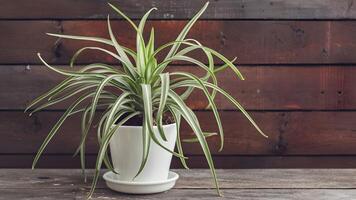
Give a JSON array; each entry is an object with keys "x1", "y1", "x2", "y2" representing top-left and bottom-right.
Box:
[
  {"x1": 172, "y1": 79, "x2": 267, "y2": 138},
  {"x1": 32, "y1": 92, "x2": 95, "y2": 169},
  {"x1": 141, "y1": 84, "x2": 185, "y2": 160},
  {"x1": 47, "y1": 32, "x2": 136, "y2": 58},
  {"x1": 168, "y1": 106, "x2": 189, "y2": 169},
  {"x1": 88, "y1": 111, "x2": 140, "y2": 198},
  {"x1": 170, "y1": 72, "x2": 224, "y2": 150},
  {"x1": 165, "y1": 2, "x2": 209, "y2": 60},
  {"x1": 155, "y1": 73, "x2": 169, "y2": 141},
  {"x1": 107, "y1": 16, "x2": 137, "y2": 78},
  {"x1": 168, "y1": 90, "x2": 221, "y2": 196}
]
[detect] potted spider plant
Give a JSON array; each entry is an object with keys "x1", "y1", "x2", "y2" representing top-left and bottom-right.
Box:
[{"x1": 26, "y1": 2, "x2": 267, "y2": 198}]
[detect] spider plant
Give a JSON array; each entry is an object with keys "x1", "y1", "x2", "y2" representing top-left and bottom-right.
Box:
[{"x1": 26, "y1": 2, "x2": 267, "y2": 198}]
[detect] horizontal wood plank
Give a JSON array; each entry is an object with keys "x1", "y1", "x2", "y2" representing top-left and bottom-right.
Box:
[
  {"x1": 3, "y1": 169, "x2": 356, "y2": 189},
  {"x1": 2, "y1": 169, "x2": 356, "y2": 199},
  {"x1": 0, "y1": 188, "x2": 78, "y2": 200},
  {"x1": 2, "y1": 65, "x2": 356, "y2": 110},
  {"x1": 1, "y1": 0, "x2": 356, "y2": 20},
  {"x1": 2, "y1": 155, "x2": 356, "y2": 168},
  {"x1": 2, "y1": 21, "x2": 356, "y2": 65},
  {"x1": 3, "y1": 111, "x2": 356, "y2": 156},
  {"x1": 1, "y1": 188, "x2": 356, "y2": 200},
  {"x1": 69, "y1": 189, "x2": 356, "y2": 200}
]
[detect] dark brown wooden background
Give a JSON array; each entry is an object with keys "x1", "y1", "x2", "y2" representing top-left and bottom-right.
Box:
[{"x1": 2, "y1": 0, "x2": 356, "y2": 168}]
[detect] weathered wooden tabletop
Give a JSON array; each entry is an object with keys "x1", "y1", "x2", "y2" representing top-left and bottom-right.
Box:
[{"x1": 1, "y1": 169, "x2": 356, "y2": 199}]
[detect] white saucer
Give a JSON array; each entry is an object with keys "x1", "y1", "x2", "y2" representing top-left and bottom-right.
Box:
[{"x1": 103, "y1": 171, "x2": 179, "y2": 194}]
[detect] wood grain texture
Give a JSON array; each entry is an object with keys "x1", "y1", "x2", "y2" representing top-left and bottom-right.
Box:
[
  {"x1": 2, "y1": 21, "x2": 356, "y2": 65},
  {"x1": 2, "y1": 0, "x2": 356, "y2": 171},
  {"x1": 3, "y1": 169, "x2": 356, "y2": 189},
  {"x1": 1, "y1": 0, "x2": 356, "y2": 19},
  {"x1": 1, "y1": 169, "x2": 356, "y2": 199},
  {"x1": 76, "y1": 189, "x2": 356, "y2": 200},
  {"x1": 2, "y1": 154, "x2": 356, "y2": 168},
  {"x1": 1, "y1": 188, "x2": 356, "y2": 200},
  {"x1": 3, "y1": 111, "x2": 356, "y2": 156},
  {"x1": 2, "y1": 65, "x2": 355, "y2": 110}
]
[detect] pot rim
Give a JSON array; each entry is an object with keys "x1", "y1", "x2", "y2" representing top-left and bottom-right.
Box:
[
  {"x1": 116, "y1": 123, "x2": 176, "y2": 130},
  {"x1": 103, "y1": 171, "x2": 179, "y2": 186}
]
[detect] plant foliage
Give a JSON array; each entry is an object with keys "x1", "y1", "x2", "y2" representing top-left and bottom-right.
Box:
[{"x1": 26, "y1": 2, "x2": 267, "y2": 198}]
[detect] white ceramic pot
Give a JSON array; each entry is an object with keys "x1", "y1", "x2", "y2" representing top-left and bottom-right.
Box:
[{"x1": 109, "y1": 123, "x2": 177, "y2": 182}]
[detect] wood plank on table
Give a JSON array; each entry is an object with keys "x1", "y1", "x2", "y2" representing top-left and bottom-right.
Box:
[
  {"x1": 2, "y1": 169, "x2": 356, "y2": 189},
  {"x1": 83, "y1": 189, "x2": 356, "y2": 200},
  {"x1": 2, "y1": 21, "x2": 356, "y2": 65},
  {"x1": 1, "y1": 169, "x2": 356, "y2": 199},
  {"x1": 1, "y1": 188, "x2": 355, "y2": 200},
  {"x1": 0, "y1": 188, "x2": 78, "y2": 200},
  {"x1": 1, "y1": 0, "x2": 356, "y2": 20}
]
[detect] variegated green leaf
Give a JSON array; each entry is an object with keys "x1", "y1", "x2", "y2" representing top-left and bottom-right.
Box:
[{"x1": 28, "y1": 3, "x2": 266, "y2": 198}]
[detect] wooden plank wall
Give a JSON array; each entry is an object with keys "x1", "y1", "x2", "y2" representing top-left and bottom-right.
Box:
[{"x1": 1, "y1": 0, "x2": 356, "y2": 168}]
